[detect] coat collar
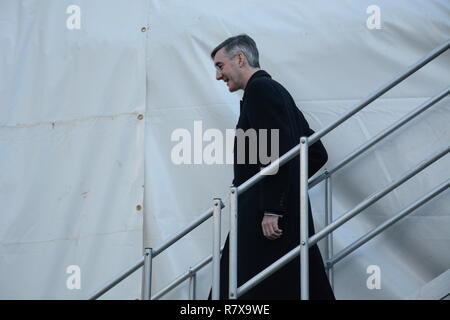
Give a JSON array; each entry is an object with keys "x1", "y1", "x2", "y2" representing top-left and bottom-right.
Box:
[{"x1": 240, "y1": 70, "x2": 271, "y2": 110}]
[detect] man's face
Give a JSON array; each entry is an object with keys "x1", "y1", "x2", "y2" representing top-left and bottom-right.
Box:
[{"x1": 213, "y1": 48, "x2": 243, "y2": 92}]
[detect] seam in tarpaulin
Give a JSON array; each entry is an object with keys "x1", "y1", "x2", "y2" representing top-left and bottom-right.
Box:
[{"x1": 0, "y1": 111, "x2": 145, "y2": 129}]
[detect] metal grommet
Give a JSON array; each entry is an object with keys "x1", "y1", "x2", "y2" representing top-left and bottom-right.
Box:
[
  {"x1": 136, "y1": 204, "x2": 142, "y2": 211},
  {"x1": 141, "y1": 27, "x2": 147, "y2": 32},
  {"x1": 137, "y1": 114, "x2": 144, "y2": 120}
]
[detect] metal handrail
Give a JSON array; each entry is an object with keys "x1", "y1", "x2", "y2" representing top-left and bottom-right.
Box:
[
  {"x1": 309, "y1": 86, "x2": 450, "y2": 189},
  {"x1": 89, "y1": 257, "x2": 145, "y2": 300},
  {"x1": 153, "y1": 202, "x2": 224, "y2": 257},
  {"x1": 151, "y1": 256, "x2": 212, "y2": 300},
  {"x1": 236, "y1": 38, "x2": 450, "y2": 195},
  {"x1": 151, "y1": 247, "x2": 225, "y2": 300},
  {"x1": 91, "y1": 82, "x2": 448, "y2": 298},
  {"x1": 327, "y1": 178, "x2": 450, "y2": 267},
  {"x1": 88, "y1": 201, "x2": 225, "y2": 299},
  {"x1": 89, "y1": 38, "x2": 450, "y2": 300},
  {"x1": 150, "y1": 38, "x2": 450, "y2": 300},
  {"x1": 236, "y1": 145, "x2": 450, "y2": 297},
  {"x1": 229, "y1": 38, "x2": 450, "y2": 299},
  {"x1": 309, "y1": 145, "x2": 450, "y2": 246},
  {"x1": 324, "y1": 173, "x2": 334, "y2": 288}
]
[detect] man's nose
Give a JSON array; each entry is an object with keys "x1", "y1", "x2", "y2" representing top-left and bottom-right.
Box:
[{"x1": 216, "y1": 71, "x2": 223, "y2": 81}]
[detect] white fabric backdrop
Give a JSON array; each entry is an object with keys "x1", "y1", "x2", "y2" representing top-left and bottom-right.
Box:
[
  {"x1": 143, "y1": 0, "x2": 450, "y2": 300},
  {"x1": 0, "y1": 0, "x2": 147, "y2": 299},
  {"x1": 0, "y1": 0, "x2": 449, "y2": 300}
]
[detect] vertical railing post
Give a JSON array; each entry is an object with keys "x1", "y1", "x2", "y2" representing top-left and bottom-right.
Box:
[
  {"x1": 229, "y1": 186, "x2": 238, "y2": 299},
  {"x1": 212, "y1": 198, "x2": 222, "y2": 299},
  {"x1": 300, "y1": 137, "x2": 309, "y2": 300},
  {"x1": 325, "y1": 171, "x2": 334, "y2": 290},
  {"x1": 188, "y1": 268, "x2": 197, "y2": 300},
  {"x1": 324, "y1": 170, "x2": 330, "y2": 277},
  {"x1": 141, "y1": 247, "x2": 153, "y2": 300}
]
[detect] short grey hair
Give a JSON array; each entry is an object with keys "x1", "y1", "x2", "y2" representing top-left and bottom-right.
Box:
[{"x1": 211, "y1": 34, "x2": 260, "y2": 68}]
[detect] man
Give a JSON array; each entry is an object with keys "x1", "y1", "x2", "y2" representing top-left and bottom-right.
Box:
[{"x1": 210, "y1": 34, "x2": 335, "y2": 300}]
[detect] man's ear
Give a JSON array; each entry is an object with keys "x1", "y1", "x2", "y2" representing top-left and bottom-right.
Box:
[{"x1": 238, "y1": 52, "x2": 246, "y2": 67}]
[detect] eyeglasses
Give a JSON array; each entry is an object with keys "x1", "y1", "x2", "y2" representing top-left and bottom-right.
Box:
[
  {"x1": 214, "y1": 53, "x2": 239, "y2": 72},
  {"x1": 215, "y1": 64, "x2": 224, "y2": 73}
]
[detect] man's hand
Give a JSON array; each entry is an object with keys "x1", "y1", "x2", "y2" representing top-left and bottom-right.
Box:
[{"x1": 261, "y1": 215, "x2": 283, "y2": 240}]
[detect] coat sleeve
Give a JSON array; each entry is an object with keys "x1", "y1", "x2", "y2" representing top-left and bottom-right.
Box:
[
  {"x1": 242, "y1": 80, "x2": 294, "y2": 215},
  {"x1": 243, "y1": 80, "x2": 329, "y2": 215}
]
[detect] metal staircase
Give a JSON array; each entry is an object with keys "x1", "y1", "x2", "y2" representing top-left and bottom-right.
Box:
[{"x1": 88, "y1": 38, "x2": 450, "y2": 300}]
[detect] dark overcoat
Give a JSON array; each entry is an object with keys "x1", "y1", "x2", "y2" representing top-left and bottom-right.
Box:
[{"x1": 213, "y1": 70, "x2": 335, "y2": 300}]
